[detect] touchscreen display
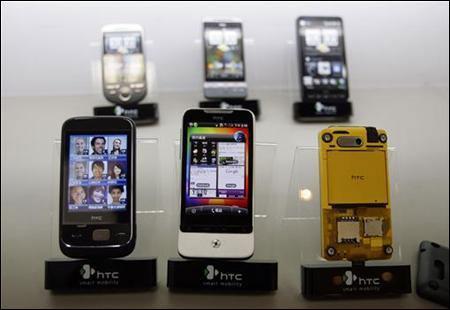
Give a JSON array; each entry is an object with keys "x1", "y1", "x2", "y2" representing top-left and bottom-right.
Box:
[
  {"x1": 67, "y1": 135, "x2": 128, "y2": 213},
  {"x1": 185, "y1": 123, "x2": 249, "y2": 216},
  {"x1": 103, "y1": 32, "x2": 145, "y2": 84},
  {"x1": 298, "y1": 18, "x2": 348, "y2": 100},
  {"x1": 204, "y1": 23, "x2": 244, "y2": 81}
]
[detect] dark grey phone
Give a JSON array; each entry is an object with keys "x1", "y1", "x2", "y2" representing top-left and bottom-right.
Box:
[
  {"x1": 417, "y1": 241, "x2": 449, "y2": 307},
  {"x1": 59, "y1": 116, "x2": 136, "y2": 258}
]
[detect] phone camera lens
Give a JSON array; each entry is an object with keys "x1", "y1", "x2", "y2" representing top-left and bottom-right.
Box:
[
  {"x1": 355, "y1": 138, "x2": 362, "y2": 146},
  {"x1": 379, "y1": 133, "x2": 387, "y2": 143},
  {"x1": 322, "y1": 133, "x2": 333, "y2": 143}
]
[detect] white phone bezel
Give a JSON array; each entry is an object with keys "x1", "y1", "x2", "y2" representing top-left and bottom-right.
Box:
[{"x1": 177, "y1": 108, "x2": 255, "y2": 259}]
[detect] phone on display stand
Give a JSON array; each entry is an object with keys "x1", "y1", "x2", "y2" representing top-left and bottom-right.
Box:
[
  {"x1": 178, "y1": 108, "x2": 255, "y2": 259},
  {"x1": 59, "y1": 116, "x2": 136, "y2": 258},
  {"x1": 203, "y1": 19, "x2": 248, "y2": 99},
  {"x1": 102, "y1": 24, "x2": 147, "y2": 105},
  {"x1": 294, "y1": 16, "x2": 352, "y2": 121}
]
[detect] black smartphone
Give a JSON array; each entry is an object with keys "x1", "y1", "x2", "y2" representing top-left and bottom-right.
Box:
[
  {"x1": 296, "y1": 16, "x2": 349, "y2": 103},
  {"x1": 59, "y1": 116, "x2": 136, "y2": 258},
  {"x1": 178, "y1": 109, "x2": 254, "y2": 259}
]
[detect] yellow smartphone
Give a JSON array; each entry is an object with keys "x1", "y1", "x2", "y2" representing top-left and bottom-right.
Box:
[{"x1": 319, "y1": 126, "x2": 393, "y2": 262}]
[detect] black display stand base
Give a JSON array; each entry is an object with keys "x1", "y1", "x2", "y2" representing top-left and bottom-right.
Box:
[
  {"x1": 94, "y1": 103, "x2": 159, "y2": 125},
  {"x1": 45, "y1": 257, "x2": 157, "y2": 292},
  {"x1": 293, "y1": 101, "x2": 352, "y2": 122},
  {"x1": 199, "y1": 99, "x2": 260, "y2": 120},
  {"x1": 167, "y1": 258, "x2": 277, "y2": 291},
  {"x1": 301, "y1": 262, "x2": 411, "y2": 299}
]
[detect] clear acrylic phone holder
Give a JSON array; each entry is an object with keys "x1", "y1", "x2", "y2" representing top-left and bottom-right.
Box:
[
  {"x1": 282, "y1": 146, "x2": 411, "y2": 297},
  {"x1": 172, "y1": 140, "x2": 279, "y2": 260},
  {"x1": 50, "y1": 138, "x2": 164, "y2": 259},
  {"x1": 282, "y1": 146, "x2": 404, "y2": 265}
]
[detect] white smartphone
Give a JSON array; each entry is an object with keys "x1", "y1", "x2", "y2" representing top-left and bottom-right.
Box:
[
  {"x1": 178, "y1": 108, "x2": 254, "y2": 259},
  {"x1": 202, "y1": 19, "x2": 248, "y2": 99},
  {"x1": 101, "y1": 24, "x2": 147, "y2": 105}
]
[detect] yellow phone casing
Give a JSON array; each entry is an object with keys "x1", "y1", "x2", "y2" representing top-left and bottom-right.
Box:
[{"x1": 319, "y1": 126, "x2": 393, "y2": 262}]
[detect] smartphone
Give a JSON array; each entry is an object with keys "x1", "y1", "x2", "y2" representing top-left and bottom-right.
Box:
[
  {"x1": 59, "y1": 116, "x2": 136, "y2": 258},
  {"x1": 178, "y1": 109, "x2": 254, "y2": 259},
  {"x1": 102, "y1": 24, "x2": 147, "y2": 105},
  {"x1": 417, "y1": 241, "x2": 449, "y2": 307},
  {"x1": 297, "y1": 16, "x2": 348, "y2": 103},
  {"x1": 319, "y1": 126, "x2": 392, "y2": 262},
  {"x1": 203, "y1": 19, "x2": 248, "y2": 99}
]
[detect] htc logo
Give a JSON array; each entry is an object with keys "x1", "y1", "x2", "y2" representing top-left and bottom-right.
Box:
[
  {"x1": 342, "y1": 271, "x2": 380, "y2": 286},
  {"x1": 80, "y1": 264, "x2": 119, "y2": 280},
  {"x1": 351, "y1": 175, "x2": 365, "y2": 181},
  {"x1": 90, "y1": 215, "x2": 103, "y2": 221},
  {"x1": 114, "y1": 106, "x2": 138, "y2": 118},
  {"x1": 204, "y1": 265, "x2": 243, "y2": 282},
  {"x1": 315, "y1": 101, "x2": 337, "y2": 115}
]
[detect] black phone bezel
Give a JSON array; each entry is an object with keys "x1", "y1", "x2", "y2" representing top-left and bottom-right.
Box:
[
  {"x1": 59, "y1": 116, "x2": 136, "y2": 258},
  {"x1": 296, "y1": 16, "x2": 349, "y2": 103}
]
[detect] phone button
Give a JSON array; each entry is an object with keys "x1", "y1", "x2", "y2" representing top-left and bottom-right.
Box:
[
  {"x1": 92, "y1": 229, "x2": 111, "y2": 241},
  {"x1": 211, "y1": 239, "x2": 221, "y2": 248},
  {"x1": 70, "y1": 233, "x2": 83, "y2": 240},
  {"x1": 115, "y1": 232, "x2": 130, "y2": 243},
  {"x1": 119, "y1": 87, "x2": 132, "y2": 102}
]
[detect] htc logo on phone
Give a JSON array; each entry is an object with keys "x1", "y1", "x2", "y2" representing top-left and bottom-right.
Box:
[{"x1": 351, "y1": 175, "x2": 365, "y2": 181}]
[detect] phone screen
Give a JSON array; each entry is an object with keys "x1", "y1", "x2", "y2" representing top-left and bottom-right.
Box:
[
  {"x1": 181, "y1": 112, "x2": 253, "y2": 233},
  {"x1": 103, "y1": 32, "x2": 145, "y2": 85},
  {"x1": 63, "y1": 134, "x2": 131, "y2": 224},
  {"x1": 298, "y1": 17, "x2": 348, "y2": 101},
  {"x1": 204, "y1": 22, "x2": 245, "y2": 81}
]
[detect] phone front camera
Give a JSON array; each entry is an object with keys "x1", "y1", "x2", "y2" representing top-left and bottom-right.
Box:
[{"x1": 355, "y1": 138, "x2": 362, "y2": 145}]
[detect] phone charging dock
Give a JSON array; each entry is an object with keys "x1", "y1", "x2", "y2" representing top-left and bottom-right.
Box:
[
  {"x1": 45, "y1": 257, "x2": 157, "y2": 292},
  {"x1": 293, "y1": 100, "x2": 352, "y2": 122},
  {"x1": 199, "y1": 99, "x2": 260, "y2": 120},
  {"x1": 167, "y1": 258, "x2": 277, "y2": 291},
  {"x1": 94, "y1": 103, "x2": 159, "y2": 126}
]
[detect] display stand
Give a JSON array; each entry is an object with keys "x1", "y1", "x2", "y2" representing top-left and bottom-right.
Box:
[
  {"x1": 167, "y1": 259, "x2": 277, "y2": 291},
  {"x1": 284, "y1": 39, "x2": 352, "y2": 122},
  {"x1": 45, "y1": 138, "x2": 163, "y2": 292},
  {"x1": 199, "y1": 99, "x2": 260, "y2": 120},
  {"x1": 93, "y1": 103, "x2": 159, "y2": 125},
  {"x1": 89, "y1": 38, "x2": 160, "y2": 125},
  {"x1": 292, "y1": 100, "x2": 352, "y2": 122},
  {"x1": 168, "y1": 141, "x2": 278, "y2": 291},
  {"x1": 282, "y1": 146, "x2": 411, "y2": 299}
]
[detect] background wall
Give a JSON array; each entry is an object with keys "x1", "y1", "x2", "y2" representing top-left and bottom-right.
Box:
[{"x1": 1, "y1": 1, "x2": 449, "y2": 97}]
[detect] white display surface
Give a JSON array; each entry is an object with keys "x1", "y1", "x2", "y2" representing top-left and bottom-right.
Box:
[
  {"x1": 1, "y1": 2, "x2": 449, "y2": 96},
  {"x1": 1, "y1": 87, "x2": 448, "y2": 308}
]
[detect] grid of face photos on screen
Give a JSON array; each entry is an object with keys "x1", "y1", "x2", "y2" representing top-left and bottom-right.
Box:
[{"x1": 68, "y1": 135, "x2": 128, "y2": 212}]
